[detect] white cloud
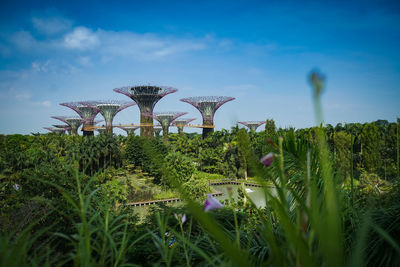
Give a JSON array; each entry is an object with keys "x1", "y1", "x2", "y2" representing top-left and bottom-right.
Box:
[
  {"x1": 9, "y1": 31, "x2": 37, "y2": 50},
  {"x1": 77, "y1": 56, "x2": 92, "y2": 66},
  {"x1": 63, "y1": 27, "x2": 100, "y2": 50},
  {"x1": 95, "y1": 30, "x2": 206, "y2": 60},
  {"x1": 41, "y1": 100, "x2": 51, "y2": 107},
  {"x1": 5, "y1": 20, "x2": 212, "y2": 63},
  {"x1": 32, "y1": 60, "x2": 50, "y2": 72},
  {"x1": 8, "y1": 87, "x2": 31, "y2": 100},
  {"x1": 14, "y1": 91, "x2": 31, "y2": 100},
  {"x1": 32, "y1": 16, "x2": 72, "y2": 35}
]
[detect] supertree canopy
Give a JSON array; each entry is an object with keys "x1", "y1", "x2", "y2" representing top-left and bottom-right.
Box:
[
  {"x1": 144, "y1": 111, "x2": 187, "y2": 142},
  {"x1": 51, "y1": 116, "x2": 84, "y2": 136},
  {"x1": 238, "y1": 121, "x2": 266, "y2": 132},
  {"x1": 173, "y1": 118, "x2": 196, "y2": 136},
  {"x1": 52, "y1": 124, "x2": 70, "y2": 129},
  {"x1": 180, "y1": 96, "x2": 235, "y2": 138},
  {"x1": 80, "y1": 100, "x2": 135, "y2": 135},
  {"x1": 116, "y1": 125, "x2": 140, "y2": 135},
  {"x1": 44, "y1": 127, "x2": 66, "y2": 135},
  {"x1": 113, "y1": 85, "x2": 177, "y2": 137},
  {"x1": 60, "y1": 101, "x2": 101, "y2": 136},
  {"x1": 52, "y1": 124, "x2": 72, "y2": 135}
]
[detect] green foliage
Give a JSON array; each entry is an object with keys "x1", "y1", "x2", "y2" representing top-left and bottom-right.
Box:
[
  {"x1": 334, "y1": 131, "x2": 352, "y2": 179},
  {"x1": 153, "y1": 190, "x2": 177, "y2": 200},
  {"x1": 163, "y1": 152, "x2": 210, "y2": 200},
  {"x1": 0, "y1": 134, "x2": 31, "y2": 174},
  {"x1": 195, "y1": 171, "x2": 225, "y2": 180},
  {"x1": 125, "y1": 135, "x2": 167, "y2": 183},
  {"x1": 265, "y1": 119, "x2": 277, "y2": 138},
  {"x1": 182, "y1": 174, "x2": 210, "y2": 201},
  {"x1": 361, "y1": 123, "x2": 382, "y2": 173},
  {"x1": 236, "y1": 129, "x2": 252, "y2": 179},
  {"x1": 358, "y1": 171, "x2": 391, "y2": 195},
  {"x1": 163, "y1": 151, "x2": 196, "y2": 185},
  {"x1": 97, "y1": 178, "x2": 127, "y2": 207}
]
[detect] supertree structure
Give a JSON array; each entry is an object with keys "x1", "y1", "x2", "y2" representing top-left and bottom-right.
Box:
[
  {"x1": 238, "y1": 121, "x2": 266, "y2": 132},
  {"x1": 96, "y1": 127, "x2": 107, "y2": 134},
  {"x1": 144, "y1": 112, "x2": 187, "y2": 142},
  {"x1": 93, "y1": 119, "x2": 104, "y2": 126},
  {"x1": 116, "y1": 125, "x2": 140, "y2": 135},
  {"x1": 153, "y1": 126, "x2": 162, "y2": 137},
  {"x1": 180, "y1": 96, "x2": 235, "y2": 138},
  {"x1": 173, "y1": 118, "x2": 196, "y2": 136},
  {"x1": 60, "y1": 101, "x2": 101, "y2": 136},
  {"x1": 44, "y1": 127, "x2": 66, "y2": 135},
  {"x1": 80, "y1": 100, "x2": 135, "y2": 135},
  {"x1": 53, "y1": 124, "x2": 69, "y2": 128},
  {"x1": 52, "y1": 124, "x2": 72, "y2": 135},
  {"x1": 113, "y1": 85, "x2": 177, "y2": 137},
  {"x1": 52, "y1": 116, "x2": 84, "y2": 136}
]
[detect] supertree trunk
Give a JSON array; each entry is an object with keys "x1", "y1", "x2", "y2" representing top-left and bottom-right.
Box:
[
  {"x1": 162, "y1": 125, "x2": 169, "y2": 142},
  {"x1": 71, "y1": 128, "x2": 78, "y2": 136},
  {"x1": 105, "y1": 121, "x2": 113, "y2": 135},
  {"x1": 143, "y1": 111, "x2": 186, "y2": 141},
  {"x1": 202, "y1": 119, "x2": 214, "y2": 138},
  {"x1": 203, "y1": 127, "x2": 213, "y2": 138},
  {"x1": 140, "y1": 112, "x2": 154, "y2": 138},
  {"x1": 178, "y1": 126, "x2": 183, "y2": 137}
]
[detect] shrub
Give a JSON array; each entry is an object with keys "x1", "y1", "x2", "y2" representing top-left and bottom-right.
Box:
[{"x1": 163, "y1": 151, "x2": 196, "y2": 185}]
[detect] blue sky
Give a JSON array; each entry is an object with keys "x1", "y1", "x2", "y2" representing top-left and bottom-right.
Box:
[{"x1": 0, "y1": 0, "x2": 399, "y2": 135}]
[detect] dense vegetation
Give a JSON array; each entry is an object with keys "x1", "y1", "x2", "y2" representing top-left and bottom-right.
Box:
[{"x1": 1, "y1": 75, "x2": 400, "y2": 265}]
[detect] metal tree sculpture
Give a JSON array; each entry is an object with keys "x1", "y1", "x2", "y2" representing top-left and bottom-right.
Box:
[
  {"x1": 44, "y1": 127, "x2": 66, "y2": 135},
  {"x1": 144, "y1": 112, "x2": 187, "y2": 142},
  {"x1": 52, "y1": 124, "x2": 72, "y2": 135},
  {"x1": 53, "y1": 124, "x2": 69, "y2": 128},
  {"x1": 238, "y1": 121, "x2": 266, "y2": 132},
  {"x1": 180, "y1": 96, "x2": 235, "y2": 138},
  {"x1": 60, "y1": 101, "x2": 101, "y2": 136},
  {"x1": 80, "y1": 100, "x2": 135, "y2": 135},
  {"x1": 173, "y1": 118, "x2": 196, "y2": 136},
  {"x1": 116, "y1": 125, "x2": 140, "y2": 135},
  {"x1": 96, "y1": 127, "x2": 107, "y2": 134},
  {"x1": 153, "y1": 126, "x2": 162, "y2": 137},
  {"x1": 114, "y1": 85, "x2": 177, "y2": 137},
  {"x1": 93, "y1": 119, "x2": 104, "y2": 126},
  {"x1": 52, "y1": 116, "x2": 84, "y2": 136}
]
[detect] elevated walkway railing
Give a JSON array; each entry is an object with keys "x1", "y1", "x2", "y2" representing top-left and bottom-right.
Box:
[
  {"x1": 208, "y1": 178, "x2": 268, "y2": 188},
  {"x1": 83, "y1": 123, "x2": 215, "y2": 131},
  {"x1": 126, "y1": 191, "x2": 223, "y2": 207}
]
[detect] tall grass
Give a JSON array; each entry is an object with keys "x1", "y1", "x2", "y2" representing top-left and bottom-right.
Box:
[
  {"x1": 166, "y1": 70, "x2": 400, "y2": 266},
  {"x1": 1, "y1": 166, "x2": 150, "y2": 266}
]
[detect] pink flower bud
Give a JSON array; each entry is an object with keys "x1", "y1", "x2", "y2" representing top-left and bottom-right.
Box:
[
  {"x1": 260, "y1": 153, "x2": 274, "y2": 167},
  {"x1": 204, "y1": 194, "x2": 223, "y2": 212}
]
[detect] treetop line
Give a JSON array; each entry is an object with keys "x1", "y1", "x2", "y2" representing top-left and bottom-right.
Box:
[{"x1": 48, "y1": 85, "x2": 241, "y2": 139}]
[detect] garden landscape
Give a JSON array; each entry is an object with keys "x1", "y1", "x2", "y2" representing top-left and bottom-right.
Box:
[{"x1": 1, "y1": 1, "x2": 400, "y2": 266}]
